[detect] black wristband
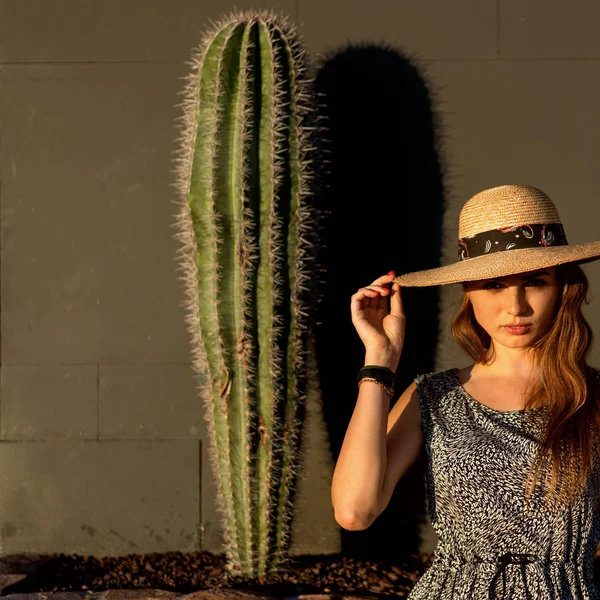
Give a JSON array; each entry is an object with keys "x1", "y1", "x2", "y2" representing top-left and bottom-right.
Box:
[{"x1": 357, "y1": 365, "x2": 396, "y2": 389}]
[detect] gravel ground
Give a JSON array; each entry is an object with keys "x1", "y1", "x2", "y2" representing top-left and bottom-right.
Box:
[
  {"x1": 3, "y1": 550, "x2": 600, "y2": 599},
  {"x1": 0, "y1": 551, "x2": 433, "y2": 599}
]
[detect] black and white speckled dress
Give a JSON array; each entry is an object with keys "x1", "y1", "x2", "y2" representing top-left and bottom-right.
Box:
[{"x1": 408, "y1": 367, "x2": 600, "y2": 600}]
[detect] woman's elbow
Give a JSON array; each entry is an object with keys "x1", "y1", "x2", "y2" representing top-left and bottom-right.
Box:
[{"x1": 334, "y1": 508, "x2": 374, "y2": 531}]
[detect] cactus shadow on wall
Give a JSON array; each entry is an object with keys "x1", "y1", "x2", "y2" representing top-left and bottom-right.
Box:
[{"x1": 311, "y1": 44, "x2": 448, "y2": 559}]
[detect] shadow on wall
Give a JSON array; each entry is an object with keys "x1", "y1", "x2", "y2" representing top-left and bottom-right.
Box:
[{"x1": 312, "y1": 43, "x2": 448, "y2": 559}]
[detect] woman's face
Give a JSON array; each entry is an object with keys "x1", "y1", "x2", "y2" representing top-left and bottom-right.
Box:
[{"x1": 462, "y1": 267, "x2": 562, "y2": 349}]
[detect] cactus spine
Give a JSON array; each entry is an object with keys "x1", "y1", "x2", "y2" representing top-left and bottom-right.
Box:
[{"x1": 170, "y1": 9, "x2": 318, "y2": 578}]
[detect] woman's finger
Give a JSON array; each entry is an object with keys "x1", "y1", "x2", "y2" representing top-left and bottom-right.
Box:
[{"x1": 389, "y1": 282, "x2": 404, "y2": 318}]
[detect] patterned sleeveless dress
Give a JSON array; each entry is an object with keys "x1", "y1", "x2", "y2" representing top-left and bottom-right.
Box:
[{"x1": 407, "y1": 367, "x2": 600, "y2": 600}]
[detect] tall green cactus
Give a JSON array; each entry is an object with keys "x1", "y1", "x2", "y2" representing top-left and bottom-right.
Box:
[{"x1": 170, "y1": 9, "x2": 319, "y2": 578}]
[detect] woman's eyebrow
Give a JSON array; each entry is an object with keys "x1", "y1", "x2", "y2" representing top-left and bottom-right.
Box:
[{"x1": 489, "y1": 270, "x2": 550, "y2": 282}]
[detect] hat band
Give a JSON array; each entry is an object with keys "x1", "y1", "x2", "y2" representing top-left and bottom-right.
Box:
[{"x1": 457, "y1": 223, "x2": 568, "y2": 261}]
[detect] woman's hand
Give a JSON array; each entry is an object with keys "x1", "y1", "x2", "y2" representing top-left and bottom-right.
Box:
[{"x1": 351, "y1": 272, "x2": 405, "y2": 365}]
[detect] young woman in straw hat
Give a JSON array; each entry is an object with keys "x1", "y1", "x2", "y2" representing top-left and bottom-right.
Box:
[{"x1": 332, "y1": 184, "x2": 600, "y2": 599}]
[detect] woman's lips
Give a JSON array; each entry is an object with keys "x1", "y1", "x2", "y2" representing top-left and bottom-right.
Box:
[{"x1": 504, "y1": 325, "x2": 531, "y2": 335}]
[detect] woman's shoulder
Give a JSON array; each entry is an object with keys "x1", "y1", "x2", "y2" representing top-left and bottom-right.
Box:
[
  {"x1": 414, "y1": 366, "x2": 459, "y2": 381},
  {"x1": 413, "y1": 368, "x2": 465, "y2": 424},
  {"x1": 413, "y1": 367, "x2": 460, "y2": 395}
]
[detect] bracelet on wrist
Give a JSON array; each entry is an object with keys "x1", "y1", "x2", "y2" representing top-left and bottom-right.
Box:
[
  {"x1": 357, "y1": 365, "x2": 396, "y2": 398},
  {"x1": 357, "y1": 377, "x2": 395, "y2": 398}
]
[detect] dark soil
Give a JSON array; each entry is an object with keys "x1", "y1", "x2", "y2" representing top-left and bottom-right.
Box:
[
  {"x1": 4, "y1": 550, "x2": 600, "y2": 599},
  {"x1": 0, "y1": 551, "x2": 434, "y2": 599}
]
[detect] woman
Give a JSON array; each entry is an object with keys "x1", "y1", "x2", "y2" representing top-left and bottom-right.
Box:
[{"x1": 331, "y1": 184, "x2": 600, "y2": 599}]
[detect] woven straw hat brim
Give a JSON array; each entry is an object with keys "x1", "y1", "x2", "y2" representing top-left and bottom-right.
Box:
[{"x1": 393, "y1": 241, "x2": 600, "y2": 287}]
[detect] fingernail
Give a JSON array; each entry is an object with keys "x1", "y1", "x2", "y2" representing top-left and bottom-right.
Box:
[{"x1": 387, "y1": 270, "x2": 395, "y2": 277}]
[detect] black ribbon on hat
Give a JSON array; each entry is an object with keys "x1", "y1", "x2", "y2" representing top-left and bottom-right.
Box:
[{"x1": 458, "y1": 223, "x2": 568, "y2": 261}]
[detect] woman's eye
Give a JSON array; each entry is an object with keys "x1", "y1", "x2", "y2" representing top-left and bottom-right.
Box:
[{"x1": 482, "y1": 278, "x2": 545, "y2": 290}]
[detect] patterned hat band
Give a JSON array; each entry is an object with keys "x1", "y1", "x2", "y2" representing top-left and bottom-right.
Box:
[{"x1": 457, "y1": 223, "x2": 568, "y2": 261}]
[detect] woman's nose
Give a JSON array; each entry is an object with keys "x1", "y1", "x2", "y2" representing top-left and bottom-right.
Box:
[{"x1": 506, "y1": 286, "x2": 528, "y2": 315}]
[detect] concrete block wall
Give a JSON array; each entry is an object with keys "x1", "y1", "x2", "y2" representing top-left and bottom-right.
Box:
[{"x1": 1, "y1": 0, "x2": 599, "y2": 557}]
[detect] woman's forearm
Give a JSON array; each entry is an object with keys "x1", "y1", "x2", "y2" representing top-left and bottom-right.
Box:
[{"x1": 331, "y1": 351, "x2": 399, "y2": 529}]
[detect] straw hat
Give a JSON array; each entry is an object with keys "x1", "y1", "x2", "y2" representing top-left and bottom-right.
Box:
[{"x1": 394, "y1": 184, "x2": 600, "y2": 287}]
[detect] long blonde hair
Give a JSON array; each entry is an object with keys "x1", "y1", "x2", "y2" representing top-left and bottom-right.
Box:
[{"x1": 450, "y1": 263, "x2": 600, "y2": 510}]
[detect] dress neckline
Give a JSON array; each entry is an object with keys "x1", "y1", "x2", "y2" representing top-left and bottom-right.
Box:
[{"x1": 452, "y1": 367, "x2": 547, "y2": 416}]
